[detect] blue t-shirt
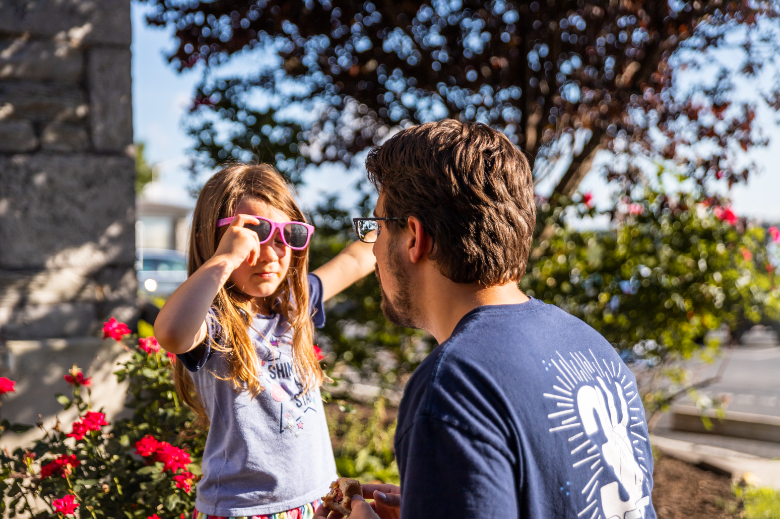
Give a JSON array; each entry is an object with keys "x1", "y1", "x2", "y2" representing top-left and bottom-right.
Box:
[
  {"x1": 178, "y1": 273, "x2": 337, "y2": 517},
  {"x1": 395, "y1": 299, "x2": 656, "y2": 519}
]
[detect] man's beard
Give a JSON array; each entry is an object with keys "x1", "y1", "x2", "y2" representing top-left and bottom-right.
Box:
[{"x1": 375, "y1": 245, "x2": 421, "y2": 329}]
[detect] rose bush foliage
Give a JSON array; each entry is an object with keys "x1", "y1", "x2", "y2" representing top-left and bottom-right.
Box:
[
  {"x1": 522, "y1": 186, "x2": 780, "y2": 416},
  {"x1": 0, "y1": 325, "x2": 204, "y2": 519}
]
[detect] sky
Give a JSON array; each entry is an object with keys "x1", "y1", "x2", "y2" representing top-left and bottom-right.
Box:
[{"x1": 132, "y1": 1, "x2": 780, "y2": 222}]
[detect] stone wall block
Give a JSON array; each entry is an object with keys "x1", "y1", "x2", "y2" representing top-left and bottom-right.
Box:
[
  {"x1": 0, "y1": 0, "x2": 131, "y2": 46},
  {"x1": 0, "y1": 81, "x2": 88, "y2": 123},
  {"x1": 0, "y1": 38, "x2": 84, "y2": 83},
  {"x1": 41, "y1": 121, "x2": 89, "y2": 152},
  {"x1": 0, "y1": 154, "x2": 136, "y2": 269},
  {"x1": 0, "y1": 120, "x2": 37, "y2": 152},
  {"x1": 88, "y1": 48, "x2": 133, "y2": 152},
  {"x1": 1, "y1": 302, "x2": 96, "y2": 339}
]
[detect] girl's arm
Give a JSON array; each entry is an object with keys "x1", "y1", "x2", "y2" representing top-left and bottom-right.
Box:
[
  {"x1": 313, "y1": 238, "x2": 376, "y2": 302},
  {"x1": 155, "y1": 215, "x2": 262, "y2": 354}
]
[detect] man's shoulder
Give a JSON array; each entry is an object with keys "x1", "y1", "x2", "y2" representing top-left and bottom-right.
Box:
[{"x1": 441, "y1": 299, "x2": 604, "y2": 362}]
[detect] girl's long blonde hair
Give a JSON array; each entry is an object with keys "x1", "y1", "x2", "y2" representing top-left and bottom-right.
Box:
[{"x1": 174, "y1": 164, "x2": 324, "y2": 430}]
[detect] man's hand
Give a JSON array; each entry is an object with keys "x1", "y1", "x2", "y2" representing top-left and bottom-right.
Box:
[
  {"x1": 314, "y1": 484, "x2": 401, "y2": 519},
  {"x1": 363, "y1": 484, "x2": 401, "y2": 519}
]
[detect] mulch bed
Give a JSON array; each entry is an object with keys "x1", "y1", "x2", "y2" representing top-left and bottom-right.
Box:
[{"x1": 653, "y1": 455, "x2": 742, "y2": 518}]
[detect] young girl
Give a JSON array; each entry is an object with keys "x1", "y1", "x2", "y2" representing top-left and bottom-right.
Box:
[{"x1": 154, "y1": 164, "x2": 376, "y2": 519}]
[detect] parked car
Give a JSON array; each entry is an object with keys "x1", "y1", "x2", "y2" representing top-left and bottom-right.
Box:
[{"x1": 136, "y1": 248, "x2": 188, "y2": 298}]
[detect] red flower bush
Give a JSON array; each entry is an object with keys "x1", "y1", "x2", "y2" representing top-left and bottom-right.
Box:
[
  {"x1": 67, "y1": 411, "x2": 109, "y2": 441},
  {"x1": 0, "y1": 377, "x2": 15, "y2": 394},
  {"x1": 103, "y1": 317, "x2": 131, "y2": 341},
  {"x1": 52, "y1": 494, "x2": 79, "y2": 516},
  {"x1": 63, "y1": 367, "x2": 91, "y2": 387},
  {"x1": 139, "y1": 336, "x2": 161, "y2": 354},
  {"x1": 40, "y1": 454, "x2": 80, "y2": 479},
  {"x1": 173, "y1": 471, "x2": 196, "y2": 493}
]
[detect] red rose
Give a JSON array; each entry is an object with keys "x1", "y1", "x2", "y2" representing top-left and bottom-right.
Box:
[
  {"x1": 313, "y1": 345, "x2": 324, "y2": 361},
  {"x1": 167, "y1": 351, "x2": 177, "y2": 363},
  {"x1": 52, "y1": 494, "x2": 79, "y2": 516},
  {"x1": 63, "y1": 367, "x2": 92, "y2": 387},
  {"x1": 148, "y1": 515, "x2": 162, "y2": 519},
  {"x1": 67, "y1": 411, "x2": 108, "y2": 440},
  {"x1": 769, "y1": 226, "x2": 780, "y2": 243},
  {"x1": 173, "y1": 471, "x2": 196, "y2": 493},
  {"x1": 40, "y1": 454, "x2": 80, "y2": 479},
  {"x1": 0, "y1": 377, "x2": 15, "y2": 395},
  {"x1": 82, "y1": 411, "x2": 109, "y2": 428},
  {"x1": 67, "y1": 421, "x2": 91, "y2": 441},
  {"x1": 134, "y1": 435, "x2": 160, "y2": 457},
  {"x1": 102, "y1": 317, "x2": 131, "y2": 341},
  {"x1": 154, "y1": 442, "x2": 191, "y2": 473},
  {"x1": 583, "y1": 192, "x2": 594, "y2": 208},
  {"x1": 139, "y1": 336, "x2": 161, "y2": 354},
  {"x1": 713, "y1": 206, "x2": 738, "y2": 225}
]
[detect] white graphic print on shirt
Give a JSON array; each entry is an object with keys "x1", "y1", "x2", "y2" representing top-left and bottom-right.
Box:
[
  {"x1": 543, "y1": 350, "x2": 651, "y2": 519},
  {"x1": 255, "y1": 337, "x2": 319, "y2": 436}
]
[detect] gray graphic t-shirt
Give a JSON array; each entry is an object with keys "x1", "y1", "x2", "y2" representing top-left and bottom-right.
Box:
[{"x1": 178, "y1": 274, "x2": 336, "y2": 517}]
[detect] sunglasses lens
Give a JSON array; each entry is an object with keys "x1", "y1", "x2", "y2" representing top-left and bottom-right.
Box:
[
  {"x1": 284, "y1": 224, "x2": 310, "y2": 248},
  {"x1": 247, "y1": 220, "x2": 272, "y2": 242}
]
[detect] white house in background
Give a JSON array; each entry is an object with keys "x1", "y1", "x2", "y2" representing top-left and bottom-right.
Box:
[{"x1": 136, "y1": 200, "x2": 193, "y2": 253}]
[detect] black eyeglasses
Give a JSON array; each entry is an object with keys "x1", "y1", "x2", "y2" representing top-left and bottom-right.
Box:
[{"x1": 352, "y1": 217, "x2": 406, "y2": 243}]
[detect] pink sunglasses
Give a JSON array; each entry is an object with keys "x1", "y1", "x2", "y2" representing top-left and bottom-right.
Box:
[{"x1": 217, "y1": 215, "x2": 315, "y2": 250}]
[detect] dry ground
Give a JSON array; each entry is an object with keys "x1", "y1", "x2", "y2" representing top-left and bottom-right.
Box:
[{"x1": 653, "y1": 455, "x2": 742, "y2": 518}]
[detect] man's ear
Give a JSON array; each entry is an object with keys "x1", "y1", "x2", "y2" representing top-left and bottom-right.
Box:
[{"x1": 405, "y1": 216, "x2": 431, "y2": 264}]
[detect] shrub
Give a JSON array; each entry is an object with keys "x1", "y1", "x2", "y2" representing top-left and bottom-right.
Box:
[{"x1": 0, "y1": 328, "x2": 203, "y2": 518}]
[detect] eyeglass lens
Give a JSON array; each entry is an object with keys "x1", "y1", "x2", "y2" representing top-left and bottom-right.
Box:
[
  {"x1": 247, "y1": 221, "x2": 272, "y2": 242},
  {"x1": 357, "y1": 220, "x2": 379, "y2": 242},
  {"x1": 284, "y1": 223, "x2": 310, "y2": 248},
  {"x1": 246, "y1": 221, "x2": 310, "y2": 248}
]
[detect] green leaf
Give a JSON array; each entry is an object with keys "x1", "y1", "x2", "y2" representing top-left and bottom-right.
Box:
[
  {"x1": 136, "y1": 465, "x2": 158, "y2": 475},
  {"x1": 164, "y1": 493, "x2": 181, "y2": 510},
  {"x1": 55, "y1": 393, "x2": 72, "y2": 409}
]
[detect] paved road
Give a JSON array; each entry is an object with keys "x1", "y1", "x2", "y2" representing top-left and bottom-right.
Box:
[
  {"x1": 676, "y1": 344, "x2": 780, "y2": 417},
  {"x1": 651, "y1": 344, "x2": 780, "y2": 458}
]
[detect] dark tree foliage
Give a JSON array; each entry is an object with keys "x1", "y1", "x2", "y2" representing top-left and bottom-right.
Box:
[{"x1": 142, "y1": 0, "x2": 780, "y2": 195}]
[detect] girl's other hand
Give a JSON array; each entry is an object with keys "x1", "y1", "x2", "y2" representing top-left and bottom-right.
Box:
[{"x1": 214, "y1": 214, "x2": 262, "y2": 269}]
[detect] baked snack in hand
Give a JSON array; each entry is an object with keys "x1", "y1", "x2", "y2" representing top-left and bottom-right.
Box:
[{"x1": 322, "y1": 477, "x2": 362, "y2": 517}]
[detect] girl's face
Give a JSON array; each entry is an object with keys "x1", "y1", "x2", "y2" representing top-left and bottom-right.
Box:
[{"x1": 229, "y1": 198, "x2": 293, "y2": 312}]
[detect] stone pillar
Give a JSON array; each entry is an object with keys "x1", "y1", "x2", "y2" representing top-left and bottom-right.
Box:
[{"x1": 0, "y1": 0, "x2": 136, "y2": 340}]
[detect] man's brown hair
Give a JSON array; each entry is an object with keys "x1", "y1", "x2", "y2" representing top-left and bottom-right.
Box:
[{"x1": 366, "y1": 119, "x2": 536, "y2": 286}]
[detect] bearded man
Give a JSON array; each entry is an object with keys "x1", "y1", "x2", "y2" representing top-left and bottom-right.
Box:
[{"x1": 315, "y1": 120, "x2": 656, "y2": 519}]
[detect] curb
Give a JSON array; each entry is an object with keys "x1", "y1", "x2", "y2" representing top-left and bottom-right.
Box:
[
  {"x1": 650, "y1": 434, "x2": 780, "y2": 489},
  {"x1": 671, "y1": 405, "x2": 780, "y2": 443}
]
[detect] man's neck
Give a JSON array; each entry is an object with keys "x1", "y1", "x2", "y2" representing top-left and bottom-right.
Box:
[{"x1": 420, "y1": 276, "x2": 529, "y2": 344}]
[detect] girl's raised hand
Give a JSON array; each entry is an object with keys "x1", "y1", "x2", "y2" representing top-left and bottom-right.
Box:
[{"x1": 214, "y1": 214, "x2": 262, "y2": 269}]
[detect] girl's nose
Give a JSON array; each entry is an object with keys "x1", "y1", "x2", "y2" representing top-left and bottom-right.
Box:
[{"x1": 259, "y1": 230, "x2": 287, "y2": 262}]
